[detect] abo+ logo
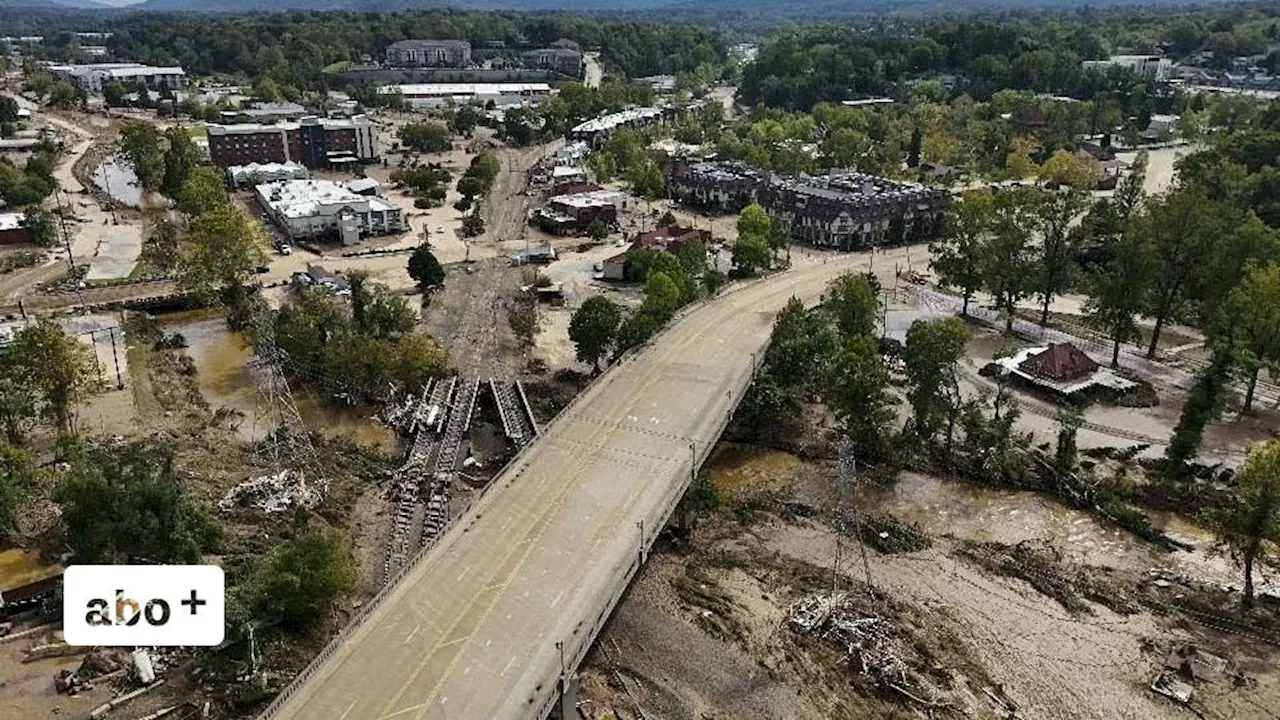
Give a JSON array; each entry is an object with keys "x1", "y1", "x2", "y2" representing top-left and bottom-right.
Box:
[{"x1": 65, "y1": 566, "x2": 224, "y2": 646}]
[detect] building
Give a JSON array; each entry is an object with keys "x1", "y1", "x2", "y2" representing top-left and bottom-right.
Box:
[
  {"x1": 385, "y1": 39, "x2": 472, "y2": 68},
  {"x1": 668, "y1": 161, "x2": 950, "y2": 250},
  {"x1": 1082, "y1": 55, "x2": 1172, "y2": 82},
  {"x1": 381, "y1": 83, "x2": 553, "y2": 109},
  {"x1": 522, "y1": 48, "x2": 584, "y2": 78},
  {"x1": 533, "y1": 189, "x2": 627, "y2": 235},
  {"x1": 219, "y1": 101, "x2": 309, "y2": 123},
  {"x1": 206, "y1": 116, "x2": 377, "y2": 170},
  {"x1": 637, "y1": 75, "x2": 678, "y2": 95},
  {"x1": 227, "y1": 162, "x2": 310, "y2": 188},
  {"x1": 0, "y1": 213, "x2": 32, "y2": 245},
  {"x1": 48, "y1": 63, "x2": 186, "y2": 93},
  {"x1": 763, "y1": 172, "x2": 950, "y2": 250},
  {"x1": 292, "y1": 265, "x2": 351, "y2": 295},
  {"x1": 1141, "y1": 114, "x2": 1179, "y2": 143},
  {"x1": 632, "y1": 225, "x2": 710, "y2": 254},
  {"x1": 995, "y1": 343, "x2": 1138, "y2": 400},
  {"x1": 666, "y1": 161, "x2": 766, "y2": 213},
  {"x1": 256, "y1": 179, "x2": 405, "y2": 245},
  {"x1": 568, "y1": 107, "x2": 671, "y2": 147}
]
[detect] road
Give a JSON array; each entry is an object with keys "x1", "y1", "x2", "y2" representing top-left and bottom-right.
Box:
[{"x1": 263, "y1": 248, "x2": 886, "y2": 720}]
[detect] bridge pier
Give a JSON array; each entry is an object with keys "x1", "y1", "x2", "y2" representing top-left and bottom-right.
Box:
[{"x1": 548, "y1": 673, "x2": 578, "y2": 720}]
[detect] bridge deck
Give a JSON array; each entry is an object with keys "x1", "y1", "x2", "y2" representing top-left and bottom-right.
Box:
[{"x1": 266, "y1": 255, "x2": 863, "y2": 720}]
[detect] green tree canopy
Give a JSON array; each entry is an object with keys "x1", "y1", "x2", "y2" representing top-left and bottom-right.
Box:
[
  {"x1": 3, "y1": 320, "x2": 97, "y2": 437},
  {"x1": 252, "y1": 521, "x2": 356, "y2": 632},
  {"x1": 824, "y1": 272, "x2": 879, "y2": 339},
  {"x1": 569, "y1": 295, "x2": 624, "y2": 372},
  {"x1": 407, "y1": 244, "x2": 446, "y2": 292},
  {"x1": 1212, "y1": 439, "x2": 1280, "y2": 608},
  {"x1": 903, "y1": 317, "x2": 970, "y2": 439}
]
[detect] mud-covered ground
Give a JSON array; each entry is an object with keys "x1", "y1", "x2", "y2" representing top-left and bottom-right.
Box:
[{"x1": 579, "y1": 442, "x2": 1280, "y2": 720}]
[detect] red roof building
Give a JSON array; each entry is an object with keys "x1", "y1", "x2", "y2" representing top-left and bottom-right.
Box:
[{"x1": 1018, "y1": 343, "x2": 1099, "y2": 382}]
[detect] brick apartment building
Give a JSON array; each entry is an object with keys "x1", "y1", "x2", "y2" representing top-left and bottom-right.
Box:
[{"x1": 206, "y1": 116, "x2": 377, "y2": 170}]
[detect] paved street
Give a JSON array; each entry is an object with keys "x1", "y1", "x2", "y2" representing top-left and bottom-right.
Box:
[{"x1": 265, "y1": 248, "x2": 901, "y2": 720}]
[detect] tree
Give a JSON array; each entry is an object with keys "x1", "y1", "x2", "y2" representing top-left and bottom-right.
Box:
[
  {"x1": 982, "y1": 189, "x2": 1037, "y2": 332},
  {"x1": 824, "y1": 334, "x2": 896, "y2": 455},
  {"x1": 177, "y1": 165, "x2": 229, "y2": 217},
  {"x1": 253, "y1": 522, "x2": 356, "y2": 632},
  {"x1": 1084, "y1": 231, "x2": 1155, "y2": 367},
  {"x1": 569, "y1": 296, "x2": 623, "y2": 372},
  {"x1": 731, "y1": 235, "x2": 771, "y2": 277},
  {"x1": 1166, "y1": 344, "x2": 1234, "y2": 471},
  {"x1": 930, "y1": 190, "x2": 991, "y2": 316},
  {"x1": 177, "y1": 204, "x2": 267, "y2": 309},
  {"x1": 4, "y1": 320, "x2": 97, "y2": 437},
  {"x1": 642, "y1": 271, "x2": 683, "y2": 320},
  {"x1": 508, "y1": 296, "x2": 540, "y2": 346},
  {"x1": 1138, "y1": 189, "x2": 1237, "y2": 358},
  {"x1": 586, "y1": 218, "x2": 609, "y2": 243},
  {"x1": 0, "y1": 97, "x2": 17, "y2": 122},
  {"x1": 399, "y1": 123, "x2": 453, "y2": 153},
  {"x1": 1213, "y1": 440, "x2": 1280, "y2": 608},
  {"x1": 461, "y1": 212, "x2": 485, "y2": 238},
  {"x1": 21, "y1": 208, "x2": 57, "y2": 247},
  {"x1": 0, "y1": 442, "x2": 35, "y2": 537},
  {"x1": 737, "y1": 203, "x2": 771, "y2": 239},
  {"x1": 1225, "y1": 264, "x2": 1280, "y2": 412},
  {"x1": 407, "y1": 244, "x2": 445, "y2": 293},
  {"x1": 1034, "y1": 186, "x2": 1090, "y2": 326},
  {"x1": 903, "y1": 317, "x2": 970, "y2": 440},
  {"x1": 55, "y1": 444, "x2": 219, "y2": 564},
  {"x1": 0, "y1": 375, "x2": 36, "y2": 445},
  {"x1": 824, "y1": 272, "x2": 878, "y2": 338},
  {"x1": 350, "y1": 273, "x2": 416, "y2": 340},
  {"x1": 120, "y1": 123, "x2": 164, "y2": 190},
  {"x1": 162, "y1": 127, "x2": 203, "y2": 200},
  {"x1": 103, "y1": 81, "x2": 126, "y2": 108}
]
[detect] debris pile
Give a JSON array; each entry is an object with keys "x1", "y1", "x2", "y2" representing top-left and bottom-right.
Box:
[
  {"x1": 55, "y1": 649, "x2": 128, "y2": 695},
  {"x1": 218, "y1": 470, "x2": 324, "y2": 513},
  {"x1": 788, "y1": 593, "x2": 913, "y2": 692},
  {"x1": 852, "y1": 511, "x2": 932, "y2": 554},
  {"x1": 1151, "y1": 644, "x2": 1229, "y2": 706}
]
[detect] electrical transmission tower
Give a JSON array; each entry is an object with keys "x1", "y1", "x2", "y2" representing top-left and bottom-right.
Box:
[
  {"x1": 831, "y1": 438, "x2": 875, "y2": 601},
  {"x1": 248, "y1": 305, "x2": 320, "y2": 480}
]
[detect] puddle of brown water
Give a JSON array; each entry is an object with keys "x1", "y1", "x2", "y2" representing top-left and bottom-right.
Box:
[{"x1": 159, "y1": 315, "x2": 399, "y2": 453}]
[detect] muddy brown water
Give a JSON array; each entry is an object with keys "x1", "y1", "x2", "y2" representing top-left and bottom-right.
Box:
[
  {"x1": 158, "y1": 313, "x2": 399, "y2": 453},
  {"x1": 706, "y1": 443, "x2": 1273, "y2": 597}
]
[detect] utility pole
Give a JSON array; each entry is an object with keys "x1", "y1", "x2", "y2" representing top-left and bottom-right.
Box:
[
  {"x1": 53, "y1": 190, "x2": 76, "y2": 273},
  {"x1": 100, "y1": 159, "x2": 118, "y2": 225}
]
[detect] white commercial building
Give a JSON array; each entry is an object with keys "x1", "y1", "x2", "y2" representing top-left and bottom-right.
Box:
[
  {"x1": 568, "y1": 107, "x2": 667, "y2": 146},
  {"x1": 257, "y1": 179, "x2": 405, "y2": 246},
  {"x1": 227, "y1": 162, "x2": 310, "y2": 188},
  {"x1": 48, "y1": 62, "x2": 186, "y2": 93},
  {"x1": 1082, "y1": 55, "x2": 1172, "y2": 82},
  {"x1": 380, "y1": 83, "x2": 553, "y2": 108}
]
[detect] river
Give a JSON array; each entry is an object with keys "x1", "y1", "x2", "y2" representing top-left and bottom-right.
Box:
[
  {"x1": 706, "y1": 442, "x2": 1271, "y2": 597},
  {"x1": 159, "y1": 313, "x2": 400, "y2": 453}
]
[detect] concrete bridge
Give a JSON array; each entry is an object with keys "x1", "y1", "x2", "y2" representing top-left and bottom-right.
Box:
[{"x1": 258, "y1": 251, "x2": 874, "y2": 720}]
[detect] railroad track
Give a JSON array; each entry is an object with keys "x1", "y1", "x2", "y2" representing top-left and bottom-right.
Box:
[
  {"x1": 421, "y1": 378, "x2": 480, "y2": 549},
  {"x1": 489, "y1": 377, "x2": 539, "y2": 446},
  {"x1": 383, "y1": 378, "x2": 456, "y2": 583}
]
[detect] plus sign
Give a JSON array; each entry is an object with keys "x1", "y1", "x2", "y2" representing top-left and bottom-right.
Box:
[{"x1": 181, "y1": 589, "x2": 207, "y2": 615}]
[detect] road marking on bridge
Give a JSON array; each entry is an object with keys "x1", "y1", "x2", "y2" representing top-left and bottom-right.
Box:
[
  {"x1": 403, "y1": 624, "x2": 422, "y2": 646},
  {"x1": 337, "y1": 700, "x2": 358, "y2": 720},
  {"x1": 382, "y1": 701, "x2": 428, "y2": 719}
]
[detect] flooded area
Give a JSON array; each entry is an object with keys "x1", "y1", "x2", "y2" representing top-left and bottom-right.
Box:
[
  {"x1": 706, "y1": 442, "x2": 1273, "y2": 598},
  {"x1": 161, "y1": 313, "x2": 400, "y2": 453},
  {"x1": 89, "y1": 157, "x2": 147, "y2": 209}
]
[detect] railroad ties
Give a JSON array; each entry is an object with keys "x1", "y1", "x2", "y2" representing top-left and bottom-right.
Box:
[
  {"x1": 421, "y1": 378, "x2": 481, "y2": 549},
  {"x1": 489, "y1": 378, "x2": 539, "y2": 447}
]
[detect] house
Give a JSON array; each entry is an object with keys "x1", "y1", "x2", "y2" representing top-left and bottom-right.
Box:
[
  {"x1": 1082, "y1": 55, "x2": 1172, "y2": 82},
  {"x1": 633, "y1": 225, "x2": 711, "y2": 254},
  {"x1": 293, "y1": 265, "x2": 351, "y2": 295},
  {"x1": 601, "y1": 251, "x2": 629, "y2": 281},
  {"x1": 995, "y1": 343, "x2": 1138, "y2": 399},
  {"x1": 347, "y1": 177, "x2": 381, "y2": 196},
  {"x1": 533, "y1": 190, "x2": 626, "y2": 235},
  {"x1": 761, "y1": 172, "x2": 951, "y2": 250},
  {"x1": 385, "y1": 39, "x2": 472, "y2": 68},
  {"x1": 1141, "y1": 114, "x2": 1179, "y2": 143},
  {"x1": 666, "y1": 161, "x2": 765, "y2": 213},
  {"x1": 510, "y1": 246, "x2": 557, "y2": 265},
  {"x1": 0, "y1": 213, "x2": 32, "y2": 245}
]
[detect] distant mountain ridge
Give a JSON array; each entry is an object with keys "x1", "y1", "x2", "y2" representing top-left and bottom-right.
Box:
[{"x1": 126, "y1": 0, "x2": 1234, "y2": 15}]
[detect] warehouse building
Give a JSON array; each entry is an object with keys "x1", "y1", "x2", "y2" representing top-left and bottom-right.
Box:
[
  {"x1": 381, "y1": 83, "x2": 553, "y2": 108},
  {"x1": 256, "y1": 179, "x2": 405, "y2": 246},
  {"x1": 207, "y1": 116, "x2": 376, "y2": 170},
  {"x1": 226, "y1": 162, "x2": 310, "y2": 188}
]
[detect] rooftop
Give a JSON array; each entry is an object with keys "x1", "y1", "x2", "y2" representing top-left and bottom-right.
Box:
[
  {"x1": 549, "y1": 189, "x2": 625, "y2": 209},
  {"x1": 258, "y1": 179, "x2": 398, "y2": 219},
  {"x1": 570, "y1": 107, "x2": 664, "y2": 135},
  {"x1": 381, "y1": 83, "x2": 551, "y2": 96},
  {"x1": 0, "y1": 212, "x2": 25, "y2": 231},
  {"x1": 207, "y1": 115, "x2": 371, "y2": 135}
]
